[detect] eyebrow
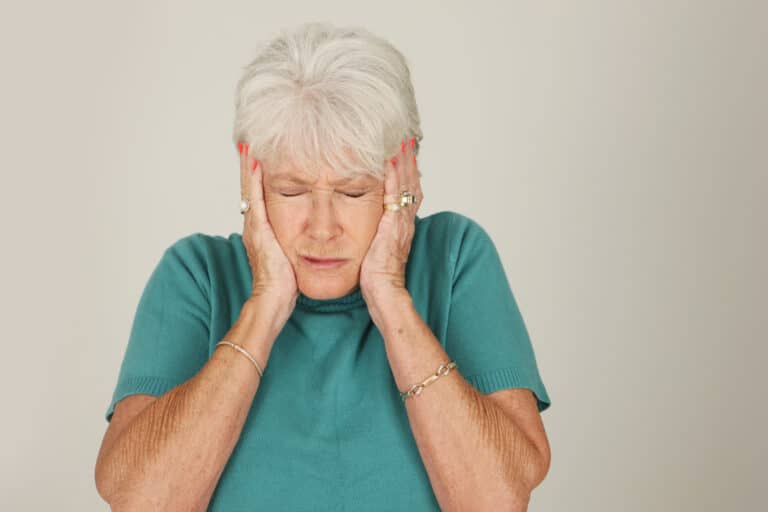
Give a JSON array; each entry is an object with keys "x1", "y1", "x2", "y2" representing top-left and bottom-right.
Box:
[{"x1": 272, "y1": 175, "x2": 363, "y2": 186}]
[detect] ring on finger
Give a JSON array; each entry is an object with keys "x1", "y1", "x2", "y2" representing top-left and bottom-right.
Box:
[{"x1": 383, "y1": 191, "x2": 417, "y2": 212}]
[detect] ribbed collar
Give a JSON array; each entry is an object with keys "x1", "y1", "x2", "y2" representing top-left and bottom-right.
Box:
[{"x1": 295, "y1": 285, "x2": 367, "y2": 312}]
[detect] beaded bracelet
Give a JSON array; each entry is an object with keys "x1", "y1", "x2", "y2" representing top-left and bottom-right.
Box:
[
  {"x1": 399, "y1": 360, "x2": 458, "y2": 401},
  {"x1": 215, "y1": 340, "x2": 265, "y2": 379}
]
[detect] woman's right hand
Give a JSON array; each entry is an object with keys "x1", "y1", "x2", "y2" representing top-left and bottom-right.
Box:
[{"x1": 239, "y1": 142, "x2": 299, "y2": 315}]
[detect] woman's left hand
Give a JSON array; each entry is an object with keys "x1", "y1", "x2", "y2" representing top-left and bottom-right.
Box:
[{"x1": 360, "y1": 137, "x2": 423, "y2": 306}]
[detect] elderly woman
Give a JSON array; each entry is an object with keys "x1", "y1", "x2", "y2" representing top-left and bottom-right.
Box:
[{"x1": 95, "y1": 22, "x2": 551, "y2": 512}]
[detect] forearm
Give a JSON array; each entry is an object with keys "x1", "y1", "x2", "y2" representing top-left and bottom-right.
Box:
[
  {"x1": 98, "y1": 298, "x2": 284, "y2": 511},
  {"x1": 372, "y1": 293, "x2": 543, "y2": 512}
]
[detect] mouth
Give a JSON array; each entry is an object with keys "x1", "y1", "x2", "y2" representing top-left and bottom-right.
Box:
[{"x1": 301, "y1": 255, "x2": 349, "y2": 270}]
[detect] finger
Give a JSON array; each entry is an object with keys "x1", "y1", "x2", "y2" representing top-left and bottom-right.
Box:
[
  {"x1": 407, "y1": 137, "x2": 424, "y2": 206},
  {"x1": 383, "y1": 155, "x2": 400, "y2": 209},
  {"x1": 392, "y1": 138, "x2": 420, "y2": 221},
  {"x1": 239, "y1": 142, "x2": 248, "y2": 201},
  {"x1": 400, "y1": 137, "x2": 415, "y2": 192},
  {"x1": 239, "y1": 142, "x2": 253, "y2": 237},
  {"x1": 399, "y1": 137, "x2": 421, "y2": 218},
  {"x1": 408, "y1": 136, "x2": 423, "y2": 179},
  {"x1": 396, "y1": 138, "x2": 413, "y2": 220},
  {"x1": 401, "y1": 137, "x2": 413, "y2": 188},
  {"x1": 408, "y1": 138, "x2": 421, "y2": 181},
  {"x1": 246, "y1": 146, "x2": 269, "y2": 226}
]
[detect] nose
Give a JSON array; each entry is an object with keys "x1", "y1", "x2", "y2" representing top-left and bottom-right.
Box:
[{"x1": 306, "y1": 188, "x2": 342, "y2": 242}]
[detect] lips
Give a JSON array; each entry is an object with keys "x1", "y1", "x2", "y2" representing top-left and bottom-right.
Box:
[
  {"x1": 301, "y1": 255, "x2": 349, "y2": 269},
  {"x1": 304, "y1": 256, "x2": 346, "y2": 263}
]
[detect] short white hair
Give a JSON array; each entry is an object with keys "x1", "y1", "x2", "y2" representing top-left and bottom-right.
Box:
[{"x1": 232, "y1": 21, "x2": 422, "y2": 181}]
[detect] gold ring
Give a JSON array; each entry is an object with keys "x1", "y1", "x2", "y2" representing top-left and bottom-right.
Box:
[{"x1": 383, "y1": 191, "x2": 416, "y2": 212}]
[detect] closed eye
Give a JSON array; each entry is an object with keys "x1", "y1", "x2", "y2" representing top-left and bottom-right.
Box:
[
  {"x1": 277, "y1": 189, "x2": 368, "y2": 198},
  {"x1": 340, "y1": 185, "x2": 374, "y2": 197},
  {"x1": 277, "y1": 187, "x2": 308, "y2": 197}
]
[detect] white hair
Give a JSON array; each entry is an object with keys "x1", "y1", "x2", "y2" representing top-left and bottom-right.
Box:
[{"x1": 232, "y1": 21, "x2": 422, "y2": 181}]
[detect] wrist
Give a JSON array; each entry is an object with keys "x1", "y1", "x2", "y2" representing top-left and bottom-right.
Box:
[
  {"x1": 365, "y1": 288, "x2": 414, "y2": 331},
  {"x1": 223, "y1": 297, "x2": 289, "y2": 365},
  {"x1": 248, "y1": 290, "x2": 297, "y2": 322}
]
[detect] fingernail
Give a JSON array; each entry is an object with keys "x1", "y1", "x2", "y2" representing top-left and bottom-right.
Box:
[
  {"x1": 245, "y1": 144, "x2": 250, "y2": 154},
  {"x1": 413, "y1": 156, "x2": 417, "y2": 164},
  {"x1": 401, "y1": 141, "x2": 405, "y2": 153},
  {"x1": 390, "y1": 157, "x2": 397, "y2": 166},
  {"x1": 252, "y1": 159, "x2": 259, "y2": 171},
  {"x1": 410, "y1": 137, "x2": 415, "y2": 149},
  {"x1": 238, "y1": 142, "x2": 243, "y2": 154}
]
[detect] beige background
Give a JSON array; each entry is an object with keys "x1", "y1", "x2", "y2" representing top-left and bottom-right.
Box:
[{"x1": 1, "y1": 1, "x2": 765, "y2": 510}]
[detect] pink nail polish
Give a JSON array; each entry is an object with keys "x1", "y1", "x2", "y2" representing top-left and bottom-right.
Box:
[
  {"x1": 252, "y1": 159, "x2": 258, "y2": 171},
  {"x1": 410, "y1": 137, "x2": 415, "y2": 149}
]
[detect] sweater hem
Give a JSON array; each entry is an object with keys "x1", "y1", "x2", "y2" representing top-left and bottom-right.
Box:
[
  {"x1": 462, "y1": 366, "x2": 551, "y2": 412},
  {"x1": 105, "y1": 375, "x2": 183, "y2": 422}
]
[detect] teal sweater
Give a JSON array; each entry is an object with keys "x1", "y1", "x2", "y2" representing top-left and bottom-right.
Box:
[{"x1": 105, "y1": 210, "x2": 551, "y2": 511}]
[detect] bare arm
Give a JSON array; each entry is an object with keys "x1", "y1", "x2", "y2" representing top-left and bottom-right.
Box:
[
  {"x1": 95, "y1": 297, "x2": 288, "y2": 511},
  {"x1": 370, "y1": 291, "x2": 550, "y2": 512}
]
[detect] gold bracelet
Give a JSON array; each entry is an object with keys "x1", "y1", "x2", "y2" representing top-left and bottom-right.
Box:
[
  {"x1": 399, "y1": 361, "x2": 457, "y2": 401},
  {"x1": 215, "y1": 340, "x2": 264, "y2": 379}
]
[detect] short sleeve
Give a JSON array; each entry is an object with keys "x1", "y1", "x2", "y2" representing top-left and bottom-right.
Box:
[
  {"x1": 104, "y1": 235, "x2": 211, "y2": 422},
  {"x1": 444, "y1": 215, "x2": 551, "y2": 412}
]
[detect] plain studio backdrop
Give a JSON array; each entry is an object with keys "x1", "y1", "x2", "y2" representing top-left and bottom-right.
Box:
[{"x1": 0, "y1": 1, "x2": 765, "y2": 510}]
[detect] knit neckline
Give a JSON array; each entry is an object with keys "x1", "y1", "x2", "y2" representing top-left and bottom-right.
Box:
[{"x1": 295, "y1": 285, "x2": 367, "y2": 312}]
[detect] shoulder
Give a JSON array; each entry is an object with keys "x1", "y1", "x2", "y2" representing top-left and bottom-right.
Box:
[
  {"x1": 414, "y1": 210, "x2": 495, "y2": 265},
  {"x1": 163, "y1": 231, "x2": 243, "y2": 264},
  {"x1": 405, "y1": 211, "x2": 506, "y2": 325},
  {"x1": 155, "y1": 232, "x2": 245, "y2": 294},
  {"x1": 415, "y1": 210, "x2": 486, "y2": 240}
]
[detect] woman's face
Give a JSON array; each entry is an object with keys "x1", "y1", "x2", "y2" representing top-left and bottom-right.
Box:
[{"x1": 263, "y1": 162, "x2": 385, "y2": 300}]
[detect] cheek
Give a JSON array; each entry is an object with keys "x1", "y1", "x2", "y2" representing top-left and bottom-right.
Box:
[
  {"x1": 264, "y1": 198, "x2": 302, "y2": 241},
  {"x1": 356, "y1": 207, "x2": 383, "y2": 243}
]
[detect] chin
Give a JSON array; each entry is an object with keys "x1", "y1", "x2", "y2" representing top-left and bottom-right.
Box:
[{"x1": 298, "y1": 276, "x2": 359, "y2": 300}]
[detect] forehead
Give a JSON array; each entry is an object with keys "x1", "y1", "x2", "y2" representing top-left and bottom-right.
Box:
[{"x1": 271, "y1": 169, "x2": 372, "y2": 185}]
